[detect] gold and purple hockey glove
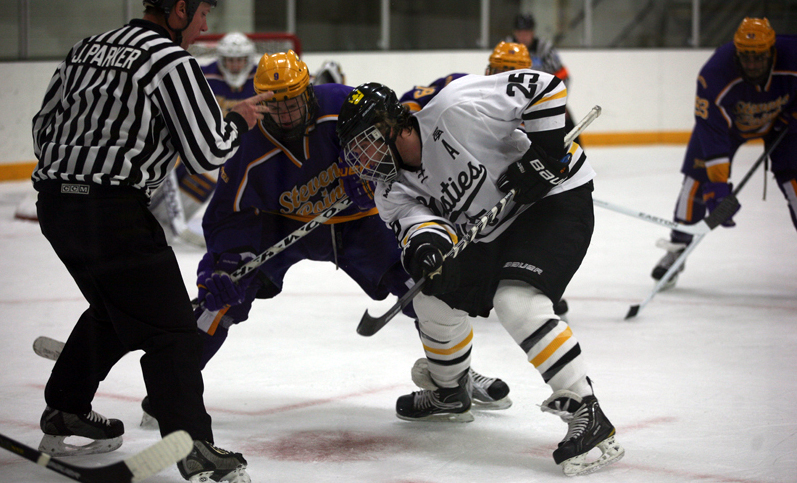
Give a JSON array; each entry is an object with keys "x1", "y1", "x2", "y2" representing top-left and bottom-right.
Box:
[{"x1": 197, "y1": 251, "x2": 255, "y2": 311}]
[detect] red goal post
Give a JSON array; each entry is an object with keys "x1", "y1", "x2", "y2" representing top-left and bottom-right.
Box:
[{"x1": 189, "y1": 32, "x2": 302, "y2": 64}]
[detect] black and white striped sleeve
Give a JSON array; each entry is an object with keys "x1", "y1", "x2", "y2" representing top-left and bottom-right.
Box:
[
  {"x1": 31, "y1": 59, "x2": 68, "y2": 159},
  {"x1": 151, "y1": 57, "x2": 248, "y2": 174}
]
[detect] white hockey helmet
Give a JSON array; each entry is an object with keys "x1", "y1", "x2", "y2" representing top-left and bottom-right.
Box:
[
  {"x1": 312, "y1": 60, "x2": 346, "y2": 85},
  {"x1": 217, "y1": 32, "x2": 256, "y2": 89}
]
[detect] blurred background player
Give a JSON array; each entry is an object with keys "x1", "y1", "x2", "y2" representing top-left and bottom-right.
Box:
[
  {"x1": 651, "y1": 18, "x2": 797, "y2": 288},
  {"x1": 311, "y1": 60, "x2": 346, "y2": 85},
  {"x1": 140, "y1": 50, "x2": 511, "y2": 425},
  {"x1": 507, "y1": 13, "x2": 580, "y2": 144},
  {"x1": 397, "y1": 41, "x2": 570, "y2": 318},
  {"x1": 150, "y1": 32, "x2": 258, "y2": 247}
]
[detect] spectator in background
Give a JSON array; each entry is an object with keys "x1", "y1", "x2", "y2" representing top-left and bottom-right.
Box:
[{"x1": 508, "y1": 13, "x2": 580, "y2": 144}]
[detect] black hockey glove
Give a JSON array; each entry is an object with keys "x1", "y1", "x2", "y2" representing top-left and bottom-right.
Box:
[
  {"x1": 497, "y1": 144, "x2": 571, "y2": 204},
  {"x1": 403, "y1": 233, "x2": 460, "y2": 296}
]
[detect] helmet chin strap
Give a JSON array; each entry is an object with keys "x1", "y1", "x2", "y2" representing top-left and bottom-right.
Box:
[{"x1": 165, "y1": 8, "x2": 190, "y2": 47}]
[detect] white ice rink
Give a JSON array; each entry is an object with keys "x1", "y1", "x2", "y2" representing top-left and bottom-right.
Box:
[{"x1": 1, "y1": 144, "x2": 795, "y2": 483}]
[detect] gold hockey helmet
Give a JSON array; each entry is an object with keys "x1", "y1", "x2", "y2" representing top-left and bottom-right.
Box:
[
  {"x1": 254, "y1": 50, "x2": 317, "y2": 140},
  {"x1": 733, "y1": 17, "x2": 775, "y2": 54},
  {"x1": 254, "y1": 50, "x2": 311, "y2": 101},
  {"x1": 486, "y1": 41, "x2": 531, "y2": 75}
]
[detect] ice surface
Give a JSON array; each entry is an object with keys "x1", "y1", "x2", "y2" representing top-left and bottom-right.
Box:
[{"x1": 1, "y1": 144, "x2": 795, "y2": 482}]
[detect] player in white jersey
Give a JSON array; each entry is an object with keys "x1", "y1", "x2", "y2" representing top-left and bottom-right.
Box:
[{"x1": 337, "y1": 75, "x2": 624, "y2": 476}]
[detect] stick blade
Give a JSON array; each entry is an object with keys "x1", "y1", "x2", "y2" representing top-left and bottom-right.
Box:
[
  {"x1": 625, "y1": 305, "x2": 640, "y2": 320},
  {"x1": 33, "y1": 336, "x2": 64, "y2": 361},
  {"x1": 356, "y1": 310, "x2": 387, "y2": 337},
  {"x1": 126, "y1": 430, "x2": 193, "y2": 482}
]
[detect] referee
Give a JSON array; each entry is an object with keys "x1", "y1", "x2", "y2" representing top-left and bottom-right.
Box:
[{"x1": 31, "y1": 1, "x2": 267, "y2": 481}]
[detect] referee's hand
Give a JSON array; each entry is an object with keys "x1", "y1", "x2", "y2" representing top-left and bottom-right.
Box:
[{"x1": 232, "y1": 92, "x2": 274, "y2": 130}]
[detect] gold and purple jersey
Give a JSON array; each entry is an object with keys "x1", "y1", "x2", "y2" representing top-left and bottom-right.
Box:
[
  {"x1": 684, "y1": 35, "x2": 797, "y2": 181},
  {"x1": 203, "y1": 83, "x2": 378, "y2": 252},
  {"x1": 399, "y1": 73, "x2": 468, "y2": 112},
  {"x1": 201, "y1": 61, "x2": 258, "y2": 115}
]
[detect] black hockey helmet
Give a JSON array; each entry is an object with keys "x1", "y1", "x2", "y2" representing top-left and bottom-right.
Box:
[
  {"x1": 337, "y1": 83, "x2": 403, "y2": 148},
  {"x1": 144, "y1": 0, "x2": 217, "y2": 45},
  {"x1": 337, "y1": 83, "x2": 406, "y2": 183},
  {"x1": 513, "y1": 13, "x2": 536, "y2": 30},
  {"x1": 144, "y1": 0, "x2": 218, "y2": 16}
]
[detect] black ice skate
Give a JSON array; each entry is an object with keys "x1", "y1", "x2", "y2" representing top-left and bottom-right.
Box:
[
  {"x1": 410, "y1": 358, "x2": 512, "y2": 410},
  {"x1": 178, "y1": 440, "x2": 250, "y2": 483},
  {"x1": 140, "y1": 395, "x2": 159, "y2": 429},
  {"x1": 397, "y1": 370, "x2": 473, "y2": 422},
  {"x1": 651, "y1": 239, "x2": 687, "y2": 289},
  {"x1": 541, "y1": 390, "x2": 624, "y2": 476},
  {"x1": 39, "y1": 406, "x2": 124, "y2": 457}
]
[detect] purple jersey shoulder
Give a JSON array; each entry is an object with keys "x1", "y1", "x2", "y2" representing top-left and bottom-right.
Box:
[{"x1": 399, "y1": 73, "x2": 469, "y2": 110}]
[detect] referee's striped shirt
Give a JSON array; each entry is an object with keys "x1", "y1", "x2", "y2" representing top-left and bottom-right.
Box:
[{"x1": 32, "y1": 19, "x2": 249, "y2": 193}]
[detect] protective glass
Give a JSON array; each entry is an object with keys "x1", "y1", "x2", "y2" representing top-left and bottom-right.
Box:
[{"x1": 342, "y1": 126, "x2": 398, "y2": 183}]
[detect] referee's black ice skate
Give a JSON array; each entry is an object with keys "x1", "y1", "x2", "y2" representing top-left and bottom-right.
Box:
[
  {"x1": 39, "y1": 405, "x2": 124, "y2": 457},
  {"x1": 651, "y1": 239, "x2": 687, "y2": 289},
  {"x1": 541, "y1": 390, "x2": 624, "y2": 476},
  {"x1": 411, "y1": 358, "x2": 512, "y2": 410},
  {"x1": 140, "y1": 395, "x2": 160, "y2": 429},
  {"x1": 178, "y1": 440, "x2": 251, "y2": 483},
  {"x1": 397, "y1": 370, "x2": 473, "y2": 422}
]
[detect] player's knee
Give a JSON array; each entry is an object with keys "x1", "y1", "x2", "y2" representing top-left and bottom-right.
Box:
[
  {"x1": 494, "y1": 280, "x2": 556, "y2": 342},
  {"x1": 413, "y1": 292, "x2": 468, "y2": 340}
]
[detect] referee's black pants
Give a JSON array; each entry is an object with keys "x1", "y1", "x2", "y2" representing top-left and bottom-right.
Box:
[{"x1": 36, "y1": 186, "x2": 213, "y2": 442}]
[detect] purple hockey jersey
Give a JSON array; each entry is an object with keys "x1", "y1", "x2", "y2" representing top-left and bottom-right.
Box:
[
  {"x1": 203, "y1": 83, "x2": 378, "y2": 253},
  {"x1": 201, "y1": 60, "x2": 258, "y2": 114},
  {"x1": 399, "y1": 73, "x2": 468, "y2": 112}
]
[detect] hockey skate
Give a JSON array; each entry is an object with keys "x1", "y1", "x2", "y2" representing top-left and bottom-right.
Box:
[
  {"x1": 651, "y1": 239, "x2": 687, "y2": 290},
  {"x1": 140, "y1": 396, "x2": 160, "y2": 429},
  {"x1": 396, "y1": 370, "x2": 473, "y2": 422},
  {"x1": 411, "y1": 358, "x2": 512, "y2": 410},
  {"x1": 541, "y1": 391, "x2": 624, "y2": 476},
  {"x1": 178, "y1": 440, "x2": 250, "y2": 483},
  {"x1": 38, "y1": 406, "x2": 124, "y2": 457}
]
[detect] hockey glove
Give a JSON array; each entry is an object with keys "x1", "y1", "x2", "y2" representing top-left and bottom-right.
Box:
[
  {"x1": 497, "y1": 144, "x2": 571, "y2": 204},
  {"x1": 403, "y1": 233, "x2": 460, "y2": 296},
  {"x1": 197, "y1": 251, "x2": 255, "y2": 311},
  {"x1": 338, "y1": 158, "x2": 376, "y2": 211},
  {"x1": 702, "y1": 182, "x2": 740, "y2": 227}
]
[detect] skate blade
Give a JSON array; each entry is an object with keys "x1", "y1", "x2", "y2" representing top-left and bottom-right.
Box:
[
  {"x1": 38, "y1": 434, "x2": 123, "y2": 457},
  {"x1": 560, "y1": 435, "x2": 625, "y2": 476},
  {"x1": 396, "y1": 410, "x2": 474, "y2": 423},
  {"x1": 216, "y1": 465, "x2": 251, "y2": 483},
  {"x1": 472, "y1": 396, "x2": 513, "y2": 410}
]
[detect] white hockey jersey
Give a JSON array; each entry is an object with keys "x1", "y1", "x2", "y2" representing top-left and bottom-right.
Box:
[{"x1": 375, "y1": 70, "x2": 595, "y2": 248}]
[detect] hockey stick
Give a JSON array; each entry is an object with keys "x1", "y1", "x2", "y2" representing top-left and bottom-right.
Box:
[
  {"x1": 625, "y1": 127, "x2": 788, "y2": 320},
  {"x1": 592, "y1": 197, "x2": 734, "y2": 235},
  {"x1": 356, "y1": 105, "x2": 603, "y2": 336},
  {"x1": 196, "y1": 197, "x2": 353, "y2": 334},
  {"x1": 0, "y1": 430, "x2": 192, "y2": 483}
]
